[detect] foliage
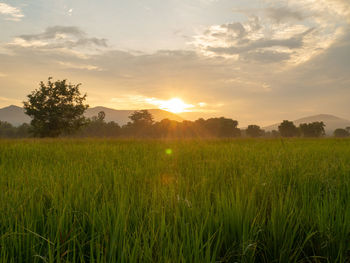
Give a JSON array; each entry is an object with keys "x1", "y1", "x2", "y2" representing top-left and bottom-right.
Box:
[
  {"x1": 278, "y1": 120, "x2": 299, "y2": 137},
  {"x1": 97, "y1": 111, "x2": 106, "y2": 122},
  {"x1": 1, "y1": 139, "x2": 350, "y2": 262},
  {"x1": 200, "y1": 117, "x2": 241, "y2": 137},
  {"x1": 122, "y1": 110, "x2": 155, "y2": 137},
  {"x1": 0, "y1": 121, "x2": 31, "y2": 138},
  {"x1": 128, "y1": 110, "x2": 154, "y2": 125},
  {"x1": 23, "y1": 77, "x2": 89, "y2": 137},
  {"x1": 299, "y1": 122, "x2": 325, "y2": 137},
  {"x1": 334, "y1": 128, "x2": 350, "y2": 137},
  {"x1": 75, "y1": 111, "x2": 121, "y2": 137},
  {"x1": 0, "y1": 121, "x2": 15, "y2": 137},
  {"x1": 121, "y1": 112, "x2": 241, "y2": 138},
  {"x1": 246, "y1": 125, "x2": 264, "y2": 137}
]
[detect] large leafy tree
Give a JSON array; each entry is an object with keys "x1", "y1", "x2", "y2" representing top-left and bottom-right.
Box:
[{"x1": 23, "y1": 77, "x2": 89, "y2": 137}]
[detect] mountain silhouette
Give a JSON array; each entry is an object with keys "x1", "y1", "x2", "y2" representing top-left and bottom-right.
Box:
[
  {"x1": 0, "y1": 105, "x2": 183, "y2": 126},
  {"x1": 0, "y1": 105, "x2": 30, "y2": 126}
]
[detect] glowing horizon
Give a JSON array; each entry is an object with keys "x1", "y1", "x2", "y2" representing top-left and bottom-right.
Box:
[{"x1": 0, "y1": 0, "x2": 349, "y2": 125}]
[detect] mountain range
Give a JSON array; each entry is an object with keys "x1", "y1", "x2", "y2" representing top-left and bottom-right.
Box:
[
  {"x1": 1, "y1": 105, "x2": 349, "y2": 135},
  {"x1": 0, "y1": 105, "x2": 183, "y2": 126}
]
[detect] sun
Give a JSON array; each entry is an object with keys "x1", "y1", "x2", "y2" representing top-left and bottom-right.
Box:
[
  {"x1": 159, "y1": 98, "x2": 194, "y2": 113},
  {"x1": 145, "y1": 97, "x2": 195, "y2": 113}
]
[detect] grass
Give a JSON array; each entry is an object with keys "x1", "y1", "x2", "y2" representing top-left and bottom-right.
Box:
[{"x1": 0, "y1": 138, "x2": 350, "y2": 262}]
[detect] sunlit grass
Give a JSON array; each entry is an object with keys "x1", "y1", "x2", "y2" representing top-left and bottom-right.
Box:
[{"x1": 0, "y1": 138, "x2": 350, "y2": 262}]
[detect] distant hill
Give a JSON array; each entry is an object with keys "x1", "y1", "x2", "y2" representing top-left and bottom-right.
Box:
[
  {"x1": 264, "y1": 114, "x2": 350, "y2": 135},
  {"x1": 0, "y1": 105, "x2": 31, "y2": 126},
  {"x1": 0, "y1": 105, "x2": 183, "y2": 126}
]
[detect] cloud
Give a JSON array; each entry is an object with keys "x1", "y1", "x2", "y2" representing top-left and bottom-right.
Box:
[
  {"x1": 242, "y1": 50, "x2": 291, "y2": 63},
  {"x1": 220, "y1": 22, "x2": 247, "y2": 39},
  {"x1": 297, "y1": 0, "x2": 350, "y2": 22},
  {"x1": 57, "y1": 61, "x2": 103, "y2": 71},
  {"x1": 265, "y1": 7, "x2": 306, "y2": 23},
  {"x1": 207, "y1": 28, "x2": 312, "y2": 55},
  {"x1": 19, "y1": 26, "x2": 85, "y2": 41},
  {"x1": 0, "y1": 3, "x2": 24, "y2": 21},
  {"x1": 0, "y1": 39, "x2": 349, "y2": 125},
  {"x1": 14, "y1": 26, "x2": 108, "y2": 50},
  {"x1": 193, "y1": 17, "x2": 316, "y2": 64},
  {"x1": 193, "y1": 0, "x2": 348, "y2": 66}
]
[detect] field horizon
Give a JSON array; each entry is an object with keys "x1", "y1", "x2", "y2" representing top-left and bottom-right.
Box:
[{"x1": 1, "y1": 104, "x2": 350, "y2": 136}]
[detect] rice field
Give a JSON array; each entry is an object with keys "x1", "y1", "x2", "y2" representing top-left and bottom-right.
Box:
[{"x1": 0, "y1": 138, "x2": 350, "y2": 262}]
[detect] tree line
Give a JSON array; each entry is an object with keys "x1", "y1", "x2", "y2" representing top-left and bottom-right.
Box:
[
  {"x1": 5, "y1": 109, "x2": 349, "y2": 138},
  {"x1": 1, "y1": 78, "x2": 349, "y2": 138}
]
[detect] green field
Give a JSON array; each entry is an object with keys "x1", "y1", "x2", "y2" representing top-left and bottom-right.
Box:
[{"x1": 0, "y1": 139, "x2": 350, "y2": 262}]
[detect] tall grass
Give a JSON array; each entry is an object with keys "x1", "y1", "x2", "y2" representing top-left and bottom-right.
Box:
[{"x1": 0, "y1": 138, "x2": 349, "y2": 262}]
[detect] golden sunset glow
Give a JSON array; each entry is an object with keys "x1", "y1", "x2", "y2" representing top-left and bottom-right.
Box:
[
  {"x1": 146, "y1": 98, "x2": 194, "y2": 113},
  {"x1": 0, "y1": 0, "x2": 349, "y2": 125}
]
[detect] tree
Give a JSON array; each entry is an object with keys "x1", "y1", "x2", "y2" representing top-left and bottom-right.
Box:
[
  {"x1": 123, "y1": 110, "x2": 154, "y2": 136},
  {"x1": 334, "y1": 128, "x2": 350, "y2": 137},
  {"x1": 78, "y1": 111, "x2": 121, "y2": 137},
  {"x1": 128, "y1": 110, "x2": 154, "y2": 126},
  {"x1": 97, "y1": 111, "x2": 106, "y2": 122},
  {"x1": 246, "y1": 125, "x2": 264, "y2": 137},
  {"x1": 278, "y1": 120, "x2": 299, "y2": 137},
  {"x1": 271, "y1": 130, "x2": 280, "y2": 138},
  {"x1": 15, "y1": 123, "x2": 31, "y2": 138},
  {"x1": 299, "y1": 122, "x2": 325, "y2": 137},
  {"x1": 200, "y1": 117, "x2": 241, "y2": 137},
  {"x1": 23, "y1": 77, "x2": 89, "y2": 137},
  {"x1": 0, "y1": 121, "x2": 31, "y2": 138},
  {"x1": 0, "y1": 121, "x2": 15, "y2": 138}
]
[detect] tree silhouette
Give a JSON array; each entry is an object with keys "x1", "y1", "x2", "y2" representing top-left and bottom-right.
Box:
[
  {"x1": 77, "y1": 111, "x2": 120, "y2": 137},
  {"x1": 278, "y1": 120, "x2": 299, "y2": 137},
  {"x1": 334, "y1": 128, "x2": 349, "y2": 137},
  {"x1": 97, "y1": 111, "x2": 106, "y2": 122},
  {"x1": 23, "y1": 77, "x2": 89, "y2": 137},
  {"x1": 201, "y1": 117, "x2": 241, "y2": 137},
  {"x1": 123, "y1": 110, "x2": 154, "y2": 137},
  {"x1": 0, "y1": 121, "x2": 31, "y2": 138},
  {"x1": 246, "y1": 125, "x2": 264, "y2": 137},
  {"x1": 299, "y1": 122, "x2": 325, "y2": 137},
  {"x1": 129, "y1": 110, "x2": 154, "y2": 126}
]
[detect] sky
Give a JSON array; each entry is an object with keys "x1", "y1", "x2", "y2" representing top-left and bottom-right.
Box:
[{"x1": 0, "y1": 0, "x2": 349, "y2": 126}]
